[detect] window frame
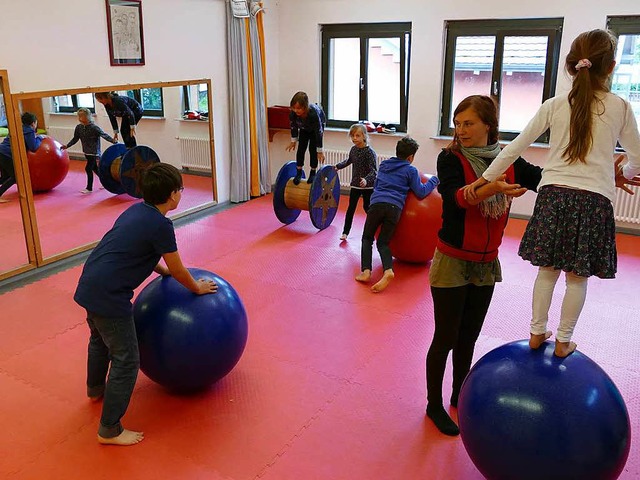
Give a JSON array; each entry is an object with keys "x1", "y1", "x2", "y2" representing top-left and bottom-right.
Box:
[
  {"x1": 607, "y1": 15, "x2": 640, "y2": 36},
  {"x1": 606, "y1": 16, "x2": 640, "y2": 152},
  {"x1": 122, "y1": 88, "x2": 164, "y2": 117},
  {"x1": 440, "y1": 18, "x2": 563, "y2": 142},
  {"x1": 56, "y1": 95, "x2": 96, "y2": 114},
  {"x1": 182, "y1": 84, "x2": 209, "y2": 114},
  {"x1": 321, "y1": 22, "x2": 412, "y2": 132}
]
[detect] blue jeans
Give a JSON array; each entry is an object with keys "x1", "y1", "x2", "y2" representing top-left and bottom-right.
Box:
[
  {"x1": 86, "y1": 311, "x2": 140, "y2": 438},
  {"x1": 361, "y1": 202, "x2": 401, "y2": 271}
]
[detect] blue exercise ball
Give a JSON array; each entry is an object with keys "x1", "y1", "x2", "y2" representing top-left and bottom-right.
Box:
[
  {"x1": 458, "y1": 340, "x2": 630, "y2": 480},
  {"x1": 133, "y1": 268, "x2": 248, "y2": 392}
]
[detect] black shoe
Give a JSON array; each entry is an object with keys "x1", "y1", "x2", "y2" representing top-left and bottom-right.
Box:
[
  {"x1": 293, "y1": 170, "x2": 302, "y2": 185},
  {"x1": 307, "y1": 169, "x2": 316, "y2": 184},
  {"x1": 426, "y1": 404, "x2": 460, "y2": 436}
]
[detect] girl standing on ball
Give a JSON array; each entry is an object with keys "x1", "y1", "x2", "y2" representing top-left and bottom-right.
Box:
[{"x1": 465, "y1": 29, "x2": 640, "y2": 358}]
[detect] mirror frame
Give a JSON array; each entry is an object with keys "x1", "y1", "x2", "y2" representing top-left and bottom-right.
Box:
[
  {"x1": 0, "y1": 69, "x2": 38, "y2": 282},
  {"x1": 5, "y1": 77, "x2": 217, "y2": 272}
]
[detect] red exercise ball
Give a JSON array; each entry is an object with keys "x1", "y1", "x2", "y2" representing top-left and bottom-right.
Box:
[
  {"x1": 389, "y1": 173, "x2": 443, "y2": 264},
  {"x1": 27, "y1": 136, "x2": 70, "y2": 192}
]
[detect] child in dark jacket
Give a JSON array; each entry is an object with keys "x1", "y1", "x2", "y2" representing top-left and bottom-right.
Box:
[
  {"x1": 0, "y1": 112, "x2": 42, "y2": 201},
  {"x1": 334, "y1": 124, "x2": 378, "y2": 241},
  {"x1": 61, "y1": 108, "x2": 117, "y2": 194},
  {"x1": 285, "y1": 91, "x2": 326, "y2": 185},
  {"x1": 357, "y1": 136, "x2": 439, "y2": 292}
]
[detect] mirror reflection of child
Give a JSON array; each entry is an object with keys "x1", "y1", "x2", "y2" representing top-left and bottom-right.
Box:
[
  {"x1": 61, "y1": 108, "x2": 116, "y2": 194},
  {"x1": 286, "y1": 91, "x2": 326, "y2": 185},
  {"x1": 0, "y1": 112, "x2": 42, "y2": 203}
]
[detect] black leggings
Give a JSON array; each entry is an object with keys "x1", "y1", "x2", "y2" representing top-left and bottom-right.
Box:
[
  {"x1": 120, "y1": 112, "x2": 143, "y2": 148},
  {"x1": 85, "y1": 154, "x2": 100, "y2": 191},
  {"x1": 343, "y1": 188, "x2": 373, "y2": 235},
  {"x1": 0, "y1": 152, "x2": 16, "y2": 198},
  {"x1": 295, "y1": 129, "x2": 318, "y2": 170},
  {"x1": 426, "y1": 284, "x2": 495, "y2": 406}
]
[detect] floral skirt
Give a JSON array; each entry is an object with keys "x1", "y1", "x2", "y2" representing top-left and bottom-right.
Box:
[{"x1": 518, "y1": 186, "x2": 617, "y2": 279}]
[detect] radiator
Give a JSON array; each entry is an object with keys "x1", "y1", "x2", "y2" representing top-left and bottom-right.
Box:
[
  {"x1": 323, "y1": 149, "x2": 390, "y2": 187},
  {"x1": 178, "y1": 136, "x2": 211, "y2": 172},
  {"x1": 614, "y1": 185, "x2": 640, "y2": 224},
  {"x1": 46, "y1": 126, "x2": 83, "y2": 155}
]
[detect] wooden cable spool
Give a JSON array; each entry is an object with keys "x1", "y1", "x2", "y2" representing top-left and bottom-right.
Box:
[
  {"x1": 99, "y1": 144, "x2": 160, "y2": 198},
  {"x1": 273, "y1": 161, "x2": 341, "y2": 230}
]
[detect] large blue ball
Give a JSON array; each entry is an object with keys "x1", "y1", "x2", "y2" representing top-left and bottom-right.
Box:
[
  {"x1": 133, "y1": 268, "x2": 248, "y2": 392},
  {"x1": 458, "y1": 340, "x2": 630, "y2": 480}
]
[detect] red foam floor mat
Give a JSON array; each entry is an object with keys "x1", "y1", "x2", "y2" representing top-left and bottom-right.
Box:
[{"x1": 0, "y1": 194, "x2": 638, "y2": 479}]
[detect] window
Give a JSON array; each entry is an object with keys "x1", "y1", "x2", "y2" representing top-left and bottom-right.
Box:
[
  {"x1": 54, "y1": 94, "x2": 95, "y2": 113},
  {"x1": 607, "y1": 16, "x2": 640, "y2": 129},
  {"x1": 182, "y1": 83, "x2": 209, "y2": 114},
  {"x1": 440, "y1": 18, "x2": 563, "y2": 142},
  {"x1": 321, "y1": 22, "x2": 411, "y2": 132},
  {"x1": 118, "y1": 88, "x2": 164, "y2": 117}
]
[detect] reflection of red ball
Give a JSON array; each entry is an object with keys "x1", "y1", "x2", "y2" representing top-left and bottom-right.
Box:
[
  {"x1": 27, "y1": 137, "x2": 70, "y2": 192},
  {"x1": 390, "y1": 173, "x2": 443, "y2": 264}
]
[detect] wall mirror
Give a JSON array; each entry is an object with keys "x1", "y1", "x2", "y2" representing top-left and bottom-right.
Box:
[
  {"x1": 0, "y1": 70, "x2": 34, "y2": 281},
  {"x1": 10, "y1": 79, "x2": 216, "y2": 265}
]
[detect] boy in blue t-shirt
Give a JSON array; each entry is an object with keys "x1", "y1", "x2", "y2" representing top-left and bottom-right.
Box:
[
  {"x1": 357, "y1": 136, "x2": 439, "y2": 292},
  {"x1": 74, "y1": 163, "x2": 217, "y2": 446}
]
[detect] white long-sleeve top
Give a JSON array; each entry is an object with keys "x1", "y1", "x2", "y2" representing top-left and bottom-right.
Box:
[{"x1": 482, "y1": 92, "x2": 640, "y2": 203}]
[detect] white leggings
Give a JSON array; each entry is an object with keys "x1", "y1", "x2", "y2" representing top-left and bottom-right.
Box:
[{"x1": 531, "y1": 266, "x2": 588, "y2": 343}]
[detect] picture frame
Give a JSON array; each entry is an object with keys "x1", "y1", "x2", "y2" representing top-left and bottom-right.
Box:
[{"x1": 105, "y1": 0, "x2": 145, "y2": 66}]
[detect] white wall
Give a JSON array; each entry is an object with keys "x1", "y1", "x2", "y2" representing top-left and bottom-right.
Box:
[
  {"x1": 264, "y1": 0, "x2": 640, "y2": 218},
  {"x1": 3, "y1": 0, "x2": 637, "y2": 215},
  {"x1": 2, "y1": 0, "x2": 231, "y2": 202}
]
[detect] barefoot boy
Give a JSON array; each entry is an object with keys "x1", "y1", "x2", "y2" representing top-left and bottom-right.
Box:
[
  {"x1": 357, "y1": 136, "x2": 439, "y2": 292},
  {"x1": 74, "y1": 163, "x2": 217, "y2": 446}
]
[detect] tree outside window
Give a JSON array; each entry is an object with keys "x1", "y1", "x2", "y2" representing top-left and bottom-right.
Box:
[
  {"x1": 182, "y1": 83, "x2": 209, "y2": 114},
  {"x1": 121, "y1": 88, "x2": 164, "y2": 117}
]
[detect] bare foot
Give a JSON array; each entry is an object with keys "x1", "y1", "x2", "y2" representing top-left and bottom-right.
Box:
[
  {"x1": 371, "y1": 269, "x2": 395, "y2": 293},
  {"x1": 529, "y1": 331, "x2": 552, "y2": 349},
  {"x1": 0, "y1": 198, "x2": 10, "y2": 204},
  {"x1": 89, "y1": 394, "x2": 103, "y2": 403},
  {"x1": 554, "y1": 340, "x2": 577, "y2": 358},
  {"x1": 355, "y1": 270, "x2": 371, "y2": 283},
  {"x1": 98, "y1": 429, "x2": 144, "y2": 446}
]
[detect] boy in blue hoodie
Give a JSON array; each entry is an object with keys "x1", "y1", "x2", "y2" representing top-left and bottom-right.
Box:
[
  {"x1": 356, "y1": 136, "x2": 439, "y2": 292},
  {"x1": 0, "y1": 112, "x2": 43, "y2": 202}
]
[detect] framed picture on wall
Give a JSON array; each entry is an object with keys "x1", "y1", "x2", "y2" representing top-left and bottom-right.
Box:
[{"x1": 105, "y1": 0, "x2": 145, "y2": 66}]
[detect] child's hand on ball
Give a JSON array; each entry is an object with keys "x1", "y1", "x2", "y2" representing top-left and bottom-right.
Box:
[{"x1": 197, "y1": 279, "x2": 218, "y2": 294}]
